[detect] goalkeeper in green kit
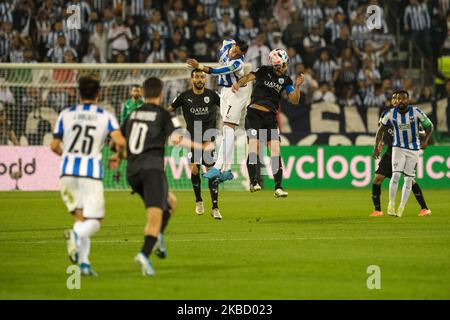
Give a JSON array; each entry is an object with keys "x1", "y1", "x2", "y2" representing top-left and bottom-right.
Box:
[{"x1": 120, "y1": 84, "x2": 144, "y2": 123}]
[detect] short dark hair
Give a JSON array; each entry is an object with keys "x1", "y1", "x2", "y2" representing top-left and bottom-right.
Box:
[
  {"x1": 143, "y1": 77, "x2": 163, "y2": 98},
  {"x1": 234, "y1": 38, "x2": 249, "y2": 53},
  {"x1": 392, "y1": 89, "x2": 409, "y2": 97},
  {"x1": 78, "y1": 74, "x2": 100, "y2": 100},
  {"x1": 191, "y1": 68, "x2": 205, "y2": 77}
]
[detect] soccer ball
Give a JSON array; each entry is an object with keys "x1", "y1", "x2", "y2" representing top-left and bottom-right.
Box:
[{"x1": 269, "y1": 48, "x2": 289, "y2": 66}]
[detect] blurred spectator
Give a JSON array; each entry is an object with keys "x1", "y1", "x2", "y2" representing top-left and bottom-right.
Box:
[
  {"x1": 287, "y1": 46, "x2": 303, "y2": 77},
  {"x1": 324, "y1": 12, "x2": 346, "y2": 44},
  {"x1": 303, "y1": 25, "x2": 326, "y2": 67},
  {"x1": 358, "y1": 41, "x2": 390, "y2": 70},
  {"x1": 145, "y1": 38, "x2": 166, "y2": 63},
  {"x1": 302, "y1": 0, "x2": 324, "y2": 32},
  {"x1": 274, "y1": 0, "x2": 296, "y2": 31},
  {"x1": 336, "y1": 47, "x2": 357, "y2": 90},
  {"x1": 441, "y1": 11, "x2": 450, "y2": 55},
  {"x1": 269, "y1": 31, "x2": 287, "y2": 50},
  {"x1": 323, "y1": 0, "x2": 344, "y2": 23},
  {"x1": 293, "y1": 63, "x2": 318, "y2": 105},
  {"x1": 147, "y1": 10, "x2": 169, "y2": 39},
  {"x1": 205, "y1": 20, "x2": 218, "y2": 43},
  {"x1": 339, "y1": 84, "x2": 361, "y2": 106},
  {"x1": 246, "y1": 33, "x2": 270, "y2": 69},
  {"x1": 82, "y1": 44, "x2": 106, "y2": 63},
  {"x1": 46, "y1": 20, "x2": 64, "y2": 49},
  {"x1": 0, "y1": 1, "x2": 13, "y2": 23},
  {"x1": 173, "y1": 16, "x2": 191, "y2": 40},
  {"x1": 168, "y1": 0, "x2": 189, "y2": 30},
  {"x1": 418, "y1": 85, "x2": 436, "y2": 104},
  {"x1": 357, "y1": 58, "x2": 381, "y2": 94},
  {"x1": 167, "y1": 30, "x2": 186, "y2": 62},
  {"x1": 89, "y1": 22, "x2": 108, "y2": 61},
  {"x1": 283, "y1": 11, "x2": 304, "y2": 50},
  {"x1": 188, "y1": 27, "x2": 213, "y2": 62},
  {"x1": 217, "y1": 14, "x2": 236, "y2": 38},
  {"x1": 192, "y1": 3, "x2": 210, "y2": 29},
  {"x1": 0, "y1": 103, "x2": 19, "y2": 145},
  {"x1": 216, "y1": 0, "x2": 235, "y2": 22},
  {"x1": 313, "y1": 50, "x2": 339, "y2": 83},
  {"x1": 404, "y1": 0, "x2": 433, "y2": 61},
  {"x1": 312, "y1": 82, "x2": 337, "y2": 103},
  {"x1": 46, "y1": 35, "x2": 77, "y2": 63},
  {"x1": 333, "y1": 26, "x2": 351, "y2": 55},
  {"x1": 237, "y1": 0, "x2": 253, "y2": 27},
  {"x1": 239, "y1": 17, "x2": 259, "y2": 43},
  {"x1": 199, "y1": 0, "x2": 218, "y2": 19},
  {"x1": 108, "y1": 15, "x2": 132, "y2": 59},
  {"x1": 351, "y1": 12, "x2": 371, "y2": 52}
]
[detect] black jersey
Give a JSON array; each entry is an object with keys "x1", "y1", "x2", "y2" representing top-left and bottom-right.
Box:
[
  {"x1": 171, "y1": 88, "x2": 220, "y2": 134},
  {"x1": 250, "y1": 65, "x2": 295, "y2": 113},
  {"x1": 121, "y1": 103, "x2": 180, "y2": 174},
  {"x1": 379, "y1": 109, "x2": 394, "y2": 153}
]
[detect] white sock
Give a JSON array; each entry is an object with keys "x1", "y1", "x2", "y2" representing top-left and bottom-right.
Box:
[
  {"x1": 78, "y1": 237, "x2": 91, "y2": 264},
  {"x1": 399, "y1": 176, "x2": 413, "y2": 208},
  {"x1": 74, "y1": 219, "x2": 100, "y2": 238},
  {"x1": 73, "y1": 221, "x2": 83, "y2": 248},
  {"x1": 389, "y1": 172, "x2": 401, "y2": 205},
  {"x1": 214, "y1": 126, "x2": 235, "y2": 171}
]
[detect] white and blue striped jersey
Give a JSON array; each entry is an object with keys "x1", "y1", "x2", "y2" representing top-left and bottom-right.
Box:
[
  {"x1": 53, "y1": 104, "x2": 120, "y2": 180},
  {"x1": 381, "y1": 106, "x2": 432, "y2": 151},
  {"x1": 212, "y1": 39, "x2": 245, "y2": 87}
]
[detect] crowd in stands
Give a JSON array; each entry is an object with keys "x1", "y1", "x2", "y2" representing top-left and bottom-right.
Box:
[{"x1": 0, "y1": 0, "x2": 449, "y2": 145}]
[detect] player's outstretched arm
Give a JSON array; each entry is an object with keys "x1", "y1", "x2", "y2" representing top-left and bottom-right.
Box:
[
  {"x1": 232, "y1": 73, "x2": 256, "y2": 93},
  {"x1": 287, "y1": 73, "x2": 304, "y2": 105},
  {"x1": 110, "y1": 130, "x2": 127, "y2": 158},
  {"x1": 372, "y1": 124, "x2": 385, "y2": 159},
  {"x1": 187, "y1": 58, "x2": 242, "y2": 76}
]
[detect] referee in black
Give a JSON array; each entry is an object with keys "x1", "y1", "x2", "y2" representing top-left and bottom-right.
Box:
[
  {"x1": 168, "y1": 69, "x2": 222, "y2": 219},
  {"x1": 121, "y1": 77, "x2": 207, "y2": 277}
]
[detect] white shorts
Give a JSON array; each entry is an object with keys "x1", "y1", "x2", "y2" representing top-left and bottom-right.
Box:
[
  {"x1": 220, "y1": 85, "x2": 250, "y2": 125},
  {"x1": 392, "y1": 147, "x2": 420, "y2": 177},
  {"x1": 59, "y1": 177, "x2": 105, "y2": 219}
]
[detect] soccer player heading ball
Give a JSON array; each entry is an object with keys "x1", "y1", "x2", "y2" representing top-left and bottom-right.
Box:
[
  {"x1": 187, "y1": 38, "x2": 249, "y2": 182},
  {"x1": 232, "y1": 48, "x2": 304, "y2": 197}
]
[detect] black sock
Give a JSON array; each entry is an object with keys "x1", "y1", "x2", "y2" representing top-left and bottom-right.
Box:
[
  {"x1": 372, "y1": 184, "x2": 381, "y2": 211},
  {"x1": 160, "y1": 210, "x2": 171, "y2": 234},
  {"x1": 247, "y1": 153, "x2": 258, "y2": 184},
  {"x1": 412, "y1": 183, "x2": 428, "y2": 209},
  {"x1": 191, "y1": 170, "x2": 202, "y2": 202},
  {"x1": 208, "y1": 178, "x2": 219, "y2": 209},
  {"x1": 272, "y1": 156, "x2": 283, "y2": 190},
  {"x1": 141, "y1": 235, "x2": 158, "y2": 257}
]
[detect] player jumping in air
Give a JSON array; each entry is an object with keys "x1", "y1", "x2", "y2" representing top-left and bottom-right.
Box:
[
  {"x1": 120, "y1": 77, "x2": 208, "y2": 276},
  {"x1": 232, "y1": 49, "x2": 304, "y2": 197},
  {"x1": 187, "y1": 38, "x2": 249, "y2": 182},
  {"x1": 371, "y1": 92, "x2": 431, "y2": 217},
  {"x1": 168, "y1": 69, "x2": 222, "y2": 219},
  {"x1": 51, "y1": 74, "x2": 126, "y2": 276},
  {"x1": 373, "y1": 90, "x2": 434, "y2": 217},
  {"x1": 120, "y1": 84, "x2": 144, "y2": 123}
]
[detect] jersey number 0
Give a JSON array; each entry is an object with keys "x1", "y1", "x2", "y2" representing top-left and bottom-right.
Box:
[{"x1": 129, "y1": 122, "x2": 148, "y2": 154}]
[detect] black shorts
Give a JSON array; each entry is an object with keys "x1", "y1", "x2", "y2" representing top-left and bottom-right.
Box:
[
  {"x1": 245, "y1": 107, "x2": 280, "y2": 142},
  {"x1": 127, "y1": 169, "x2": 169, "y2": 210},
  {"x1": 187, "y1": 121, "x2": 217, "y2": 166},
  {"x1": 375, "y1": 151, "x2": 392, "y2": 179}
]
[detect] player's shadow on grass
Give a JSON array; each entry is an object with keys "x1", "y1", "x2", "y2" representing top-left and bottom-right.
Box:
[{"x1": 263, "y1": 216, "x2": 367, "y2": 224}]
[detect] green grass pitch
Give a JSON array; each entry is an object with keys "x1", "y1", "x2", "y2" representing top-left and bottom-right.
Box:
[{"x1": 1, "y1": 189, "x2": 449, "y2": 300}]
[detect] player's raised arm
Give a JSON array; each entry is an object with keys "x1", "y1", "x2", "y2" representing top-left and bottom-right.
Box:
[
  {"x1": 287, "y1": 73, "x2": 305, "y2": 105},
  {"x1": 232, "y1": 72, "x2": 256, "y2": 93},
  {"x1": 187, "y1": 58, "x2": 244, "y2": 76}
]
